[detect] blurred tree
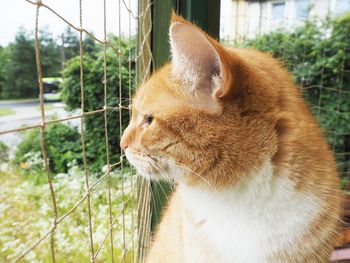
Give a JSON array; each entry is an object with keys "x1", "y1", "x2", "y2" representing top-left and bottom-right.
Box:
[
  {"x1": 2, "y1": 28, "x2": 37, "y2": 98},
  {"x1": 0, "y1": 27, "x2": 85, "y2": 99},
  {"x1": 60, "y1": 27, "x2": 99, "y2": 67},
  {"x1": 61, "y1": 27, "x2": 80, "y2": 64},
  {"x1": 0, "y1": 46, "x2": 10, "y2": 98},
  {"x1": 39, "y1": 27, "x2": 61, "y2": 78},
  {"x1": 83, "y1": 34, "x2": 99, "y2": 57},
  {"x1": 0, "y1": 26, "x2": 101, "y2": 99}
]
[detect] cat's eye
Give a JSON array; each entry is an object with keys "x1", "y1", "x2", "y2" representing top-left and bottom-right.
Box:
[{"x1": 146, "y1": 115, "x2": 153, "y2": 125}]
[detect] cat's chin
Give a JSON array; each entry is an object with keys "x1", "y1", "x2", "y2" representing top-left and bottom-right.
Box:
[
  {"x1": 132, "y1": 162, "x2": 179, "y2": 182},
  {"x1": 136, "y1": 170, "x2": 167, "y2": 181},
  {"x1": 125, "y1": 148, "x2": 185, "y2": 182}
]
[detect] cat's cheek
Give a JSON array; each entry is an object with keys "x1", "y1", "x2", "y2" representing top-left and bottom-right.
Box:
[{"x1": 141, "y1": 127, "x2": 168, "y2": 151}]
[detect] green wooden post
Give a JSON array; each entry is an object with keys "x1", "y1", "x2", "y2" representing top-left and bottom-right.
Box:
[
  {"x1": 151, "y1": 0, "x2": 178, "y2": 68},
  {"x1": 150, "y1": 0, "x2": 221, "y2": 230},
  {"x1": 150, "y1": 0, "x2": 177, "y2": 231},
  {"x1": 181, "y1": 0, "x2": 221, "y2": 38}
]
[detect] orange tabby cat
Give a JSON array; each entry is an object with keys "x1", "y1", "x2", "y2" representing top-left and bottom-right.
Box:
[{"x1": 121, "y1": 13, "x2": 341, "y2": 263}]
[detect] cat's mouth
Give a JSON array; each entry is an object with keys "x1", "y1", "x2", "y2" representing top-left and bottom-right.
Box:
[{"x1": 125, "y1": 148, "x2": 170, "y2": 180}]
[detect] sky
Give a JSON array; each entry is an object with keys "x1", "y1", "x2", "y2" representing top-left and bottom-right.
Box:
[
  {"x1": 0, "y1": 0, "x2": 232, "y2": 46},
  {"x1": 0, "y1": 0, "x2": 138, "y2": 46}
]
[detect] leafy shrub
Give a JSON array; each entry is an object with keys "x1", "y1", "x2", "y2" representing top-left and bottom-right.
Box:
[
  {"x1": 61, "y1": 37, "x2": 135, "y2": 172},
  {"x1": 14, "y1": 123, "x2": 82, "y2": 175},
  {"x1": 0, "y1": 141, "x2": 9, "y2": 163},
  {"x1": 242, "y1": 14, "x2": 350, "y2": 178}
]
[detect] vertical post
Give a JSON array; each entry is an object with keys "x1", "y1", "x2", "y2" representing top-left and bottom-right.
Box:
[
  {"x1": 149, "y1": 0, "x2": 220, "y2": 230},
  {"x1": 151, "y1": 0, "x2": 178, "y2": 68},
  {"x1": 149, "y1": 0, "x2": 178, "y2": 231},
  {"x1": 180, "y1": 0, "x2": 221, "y2": 38}
]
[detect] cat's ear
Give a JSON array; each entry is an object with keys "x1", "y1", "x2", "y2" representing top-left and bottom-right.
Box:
[{"x1": 169, "y1": 12, "x2": 233, "y2": 98}]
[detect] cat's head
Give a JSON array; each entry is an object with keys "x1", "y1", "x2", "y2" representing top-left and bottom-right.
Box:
[{"x1": 120, "y1": 13, "x2": 280, "y2": 190}]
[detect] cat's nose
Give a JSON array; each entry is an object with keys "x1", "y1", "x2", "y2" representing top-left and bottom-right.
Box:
[
  {"x1": 120, "y1": 125, "x2": 135, "y2": 151},
  {"x1": 120, "y1": 138, "x2": 128, "y2": 151}
]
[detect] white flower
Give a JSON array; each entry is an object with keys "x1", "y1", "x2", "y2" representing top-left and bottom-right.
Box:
[
  {"x1": 1, "y1": 164, "x2": 138, "y2": 261},
  {"x1": 24, "y1": 152, "x2": 44, "y2": 168}
]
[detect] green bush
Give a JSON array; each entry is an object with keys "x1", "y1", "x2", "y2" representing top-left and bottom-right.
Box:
[
  {"x1": 242, "y1": 14, "x2": 350, "y2": 178},
  {"x1": 61, "y1": 37, "x2": 135, "y2": 172},
  {"x1": 14, "y1": 123, "x2": 82, "y2": 175},
  {"x1": 0, "y1": 141, "x2": 9, "y2": 163}
]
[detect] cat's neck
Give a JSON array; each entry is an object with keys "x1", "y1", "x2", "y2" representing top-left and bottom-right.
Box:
[
  {"x1": 179, "y1": 160, "x2": 275, "y2": 213},
  {"x1": 178, "y1": 159, "x2": 318, "y2": 222},
  {"x1": 177, "y1": 160, "x2": 320, "y2": 262}
]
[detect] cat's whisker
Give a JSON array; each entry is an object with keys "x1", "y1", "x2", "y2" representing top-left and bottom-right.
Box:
[
  {"x1": 151, "y1": 155, "x2": 218, "y2": 193},
  {"x1": 150, "y1": 162, "x2": 176, "y2": 188},
  {"x1": 155, "y1": 164, "x2": 177, "y2": 189},
  {"x1": 149, "y1": 162, "x2": 172, "y2": 203},
  {"x1": 149, "y1": 181, "x2": 160, "y2": 225}
]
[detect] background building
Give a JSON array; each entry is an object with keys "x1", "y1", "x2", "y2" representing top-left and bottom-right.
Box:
[{"x1": 221, "y1": 0, "x2": 350, "y2": 40}]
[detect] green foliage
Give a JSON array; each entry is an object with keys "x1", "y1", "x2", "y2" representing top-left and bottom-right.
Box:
[
  {"x1": 0, "y1": 27, "x2": 98, "y2": 99},
  {"x1": 82, "y1": 34, "x2": 98, "y2": 57},
  {"x1": 243, "y1": 14, "x2": 350, "y2": 177},
  {"x1": 39, "y1": 27, "x2": 62, "y2": 78},
  {"x1": 62, "y1": 27, "x2": 80, "y2": 62},
  {"x1": 2, "y1": 28, "x2": 37, "y2": 99},
  {"x1": 0, "y1": 45, "x2": 10, "y2": 96},
  {"x1": 0, "y1": 108, "x2": 15, "y2": 116},
  {"x1": 14, "y1": 123, "x2": 82, "y2": 174},
  {"x1": 0, "y1": 141, "x2": 9, "y2": 163},
  {"x1": 1, "y1": 27, "x2": 61, "y2": 99},
  {"x1": 61, "y1": 27, "x2": 99, "y2": 63},
  {"x1": 61, "y1": 37, "x2": 135, "y2": 172}
]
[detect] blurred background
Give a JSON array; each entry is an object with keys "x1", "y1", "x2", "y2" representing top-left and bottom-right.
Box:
[{"x1": 0, "y1": 0, "x2": 349, "y2": 262}]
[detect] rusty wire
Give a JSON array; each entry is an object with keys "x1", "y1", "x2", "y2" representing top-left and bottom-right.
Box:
[{"x1": 22, "y1": 4, "x2": 58, "y2": 262}]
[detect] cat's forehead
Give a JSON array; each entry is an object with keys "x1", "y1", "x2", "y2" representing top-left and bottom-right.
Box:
[{"x1": 133, "y1": 66, "x2": 186, "y2": 115}]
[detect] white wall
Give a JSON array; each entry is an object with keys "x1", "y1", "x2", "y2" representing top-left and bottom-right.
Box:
[{"x1": 220, "y1": 0, "x2": 350, "y2": 41}]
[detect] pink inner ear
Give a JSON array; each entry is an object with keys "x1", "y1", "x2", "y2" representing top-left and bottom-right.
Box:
[{"x1": 169, "y1": 22, "x2": 222, "y2": 94}]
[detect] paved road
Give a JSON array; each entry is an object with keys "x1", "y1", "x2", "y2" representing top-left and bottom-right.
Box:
[
  {"x1": 0, "y1": 99, "x2": 40, "y2": 109},
  {"x1": 0, "y1": 100, "x2": 79, "y2": 157}
]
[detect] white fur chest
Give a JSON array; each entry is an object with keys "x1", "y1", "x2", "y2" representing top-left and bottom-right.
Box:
[{"x1": 178, "y1": 162, "x2": 320, "y2": 263}]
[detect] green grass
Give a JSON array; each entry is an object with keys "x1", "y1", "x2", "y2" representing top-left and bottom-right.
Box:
[
  {"x1": 0, "y1": 98, "x2": 38, "y2": 104},
  {"x1": 35, "y1": 104, "x2": 54, "y2": 111},
  {"x1": 0, "y1": 108, "x2": 15, "y2": 117}
]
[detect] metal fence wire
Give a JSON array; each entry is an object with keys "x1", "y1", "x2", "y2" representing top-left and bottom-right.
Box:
[
  {"x1": 2, "y1": 0, "x2": 349, "y2": 262},
  {"x1": 0, "y1": 0, "x2": 153, "y2": 262}
]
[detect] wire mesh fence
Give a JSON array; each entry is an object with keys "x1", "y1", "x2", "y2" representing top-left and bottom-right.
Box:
[
  {"x1": 0, "y1": 0, "x2": 152, "y2": 262},
  {"x1": 220, "y1": 0, "x2": 350, "y2": 182},
  {"x1": 1, "y1": 0, "x2": 349, "y2": 262}
]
